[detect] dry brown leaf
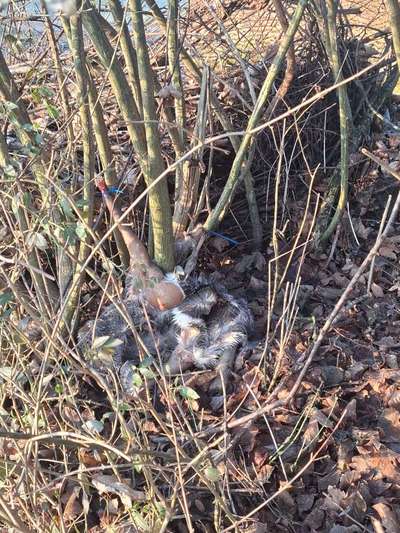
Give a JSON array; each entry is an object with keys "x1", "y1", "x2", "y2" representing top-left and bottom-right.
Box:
[
  {"x1": 329, "y1": 526, "x2": 362, "y2": 533},
  {"x1": 63, "y1": 486, "x2": 82, "y2": 522},
  {"x1": 255, "y1": 463, "x2": 274, "y2": 483},
  {"x1": 276, "y1": 488, "x2": 296, "y2": 517},
  {"x1": 370, "y1": 516, "x2": 386, "y2": 533},
  {"x1": 372, "y1": 502, "x2": 399, "y2": 533},
  {"x1": 377, "y1": 336, "x2": 398, "y2": 348},
  {"x1": 340, "y1": 470, "x2": 361, "y2": 490},
  {"x1": 384, "y1": 386, "x2": 400, "y2": 408},
  {"x1": 350, "y1": 452, "x2": 400, "y2": 482},
  {"x1": 78, "y1": 448, "x2": 105, "y2": 467},
  {"x1": 226, "y1": 366, "x2": 262, "y2": 409},
  {"x1": 312, "y1": 408, "x2": 334, "y2": 429},
  {"x1": 379, "y1": 245, "x2": 397, "y2": 260},
  {"x1": 323, "y1": 486, "x2": 347, "y2": 513},
  {"x1": 343, "y1": 399, "x2": 357, "y2": 423},
  {"x1": 377, "y1": 408, "x2": 400, "y2": 444},
  {"x1": 302, "y1": 417, "x2": 319, "y2": 452},
  {"x1": 337, "y1": 439, "x2": 355, "y2": 471},
  {"x1": 142, "y1": 420, "x2": 158, "y2": 433},
  {"x1": 185, "y1": 369, "x2": 218, "y2": 390},
  {"x1": 296, "y1": 493, "x2": 315, "y2": 514},
  {"x1": 304, "y1": 504, "x2": 325, "y2": 530},
  {"x1": 253, "y1": 251, "x2": 266, "y2": 271},
  {"x1": 232, "y1": 424, "x2": 259, "y2": 453},
  {"x1": 351, "y1": 490, "x2": 367, "y2": 523},
  {"x1": 371, "y1": 283, "x2": 384, "y2": 298},
  {"x1": 353, "y1": 219, "x2": 371, "y2": 240},
  {"x1": 368, "y1": 479, "x2": 392, "y2": 497},
  {"x1": 332, "y1": 272, "x2": 349, "y2": 288},
  {"x1": 107, "y1": 498, "x2": 120, "y2": 515},
  {"x1": 92, "y1": 475, "x2": 146, "y2": 509},
  {"x1": 249, "y1": 276, "x2": 267, "y2": 291}
]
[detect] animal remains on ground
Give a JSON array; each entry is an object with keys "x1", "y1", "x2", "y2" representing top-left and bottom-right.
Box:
[{"x1": 78, "y1": 179, "x2": 253, "y2": 393}]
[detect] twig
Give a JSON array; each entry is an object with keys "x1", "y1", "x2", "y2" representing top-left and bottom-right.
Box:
[
  {"x1": 368, "y1": 196, "x2": 391, "y2": 294},
  {"x1": 361, "y1": 147, "x2": 400, "y2": 182}
]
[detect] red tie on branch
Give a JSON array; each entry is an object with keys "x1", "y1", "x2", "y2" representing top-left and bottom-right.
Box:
[{"x1": 96, "y1": 177, "x2": 108, "y2": 194}]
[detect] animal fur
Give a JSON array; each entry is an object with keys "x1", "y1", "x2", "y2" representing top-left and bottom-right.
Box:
[{"x1": 77, "y1": 273, "x2": 253, "y2": 393}]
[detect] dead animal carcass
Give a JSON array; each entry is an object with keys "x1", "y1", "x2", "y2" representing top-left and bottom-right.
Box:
[{"x1": 77, "y1": 180, "x2": 253, "y2": 393}]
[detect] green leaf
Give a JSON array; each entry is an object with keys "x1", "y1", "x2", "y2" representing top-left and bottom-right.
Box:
[
  {"x1": 4, "y1": 34, "x2": 22, "y2": 53},
  {"x1": 4, "y1": 34, "x2": 18, "y2": 45},
  {"x1": 130, "y1": 373, "x2": 143, "y2": 388},
  {"x1": 45, "y1": 102, "x2": 60, "y2": 120},
  {"x1": 59, "y1": 197, "x2": 74, "y2": 220},
  {"x1": 28, "y1": 232, "x2": 48, "y2": 251},
  {"x1": 178, "y1": 386, "x2": 200, "y2": 400},
  {"x1": 128, "y1": 510, "x2": 148, "y2": 531},
  {"x1": 132, "y1": 454, "x2": 143, "y2": 473},
  {"x1": 31, "y1": 89, "x2": 41, "y2": 104},
  {"x1": 54, "y1": 383, "x2": 63, "y2": 395},
  {"x1": 104, "y1": 338, "x2": 124, "y2": 349},
  {"x1": 117, "y1": 402, "x2": 131, "y2": 413},
  {"x1": 75, "y1": 222, "x2": 87, "y2": 240},
  {"x1": 83, "y1": 419, "x2": 104, "y2": 434},
  {"x1": 75, "y1": 198, "x2": 88, "y2": 209},
  {"x1": 154, "y1": 502, "x2": 166, "y2": 518},
  {"x1": 62, "y1": 224, "x2": 77, "y2": 244},
  {"x1": 92, "y1": 335, "x2": 111, "y2": 350},
  {"x1": 21, "y1": 144, "x2": 40, "y2": 156},
  {"x1": 139, "y1": 367, "x2": 155, "y2": 379},
  {"x1": 0, "y1": 309, "x2": 12, "y2": 320},
  {"x1": 0, "y1": 292, "x2": 13, "y2": 308},
  {"x1": 93, "y1": 350, "x2": 114, "y2": 365},
  {"x1": 4, "y1": 101, "x2": 18, "y2": 112},
  {"x1": 3, "y1": 164, "x2": 17, "y2": 178},
  {"x1": 140, "y1": 355, "x2": 155, "y2": 368},
  {"x1": 204, "y1": 467, "x2": 221, "y2": 482},
  {"x1": 38, "y1": 87, "x2": 54, "y2": 98}
]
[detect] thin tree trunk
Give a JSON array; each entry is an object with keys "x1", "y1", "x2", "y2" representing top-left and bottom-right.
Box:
[
  {"x1": 145, "y1": 0, "x2": 263, "y2": 247},
  {"x1": 204, "y1": 0, "x2": 309, "y2": 231},
  {"x1": 167, "y1": 0, "x2": 190, "y2": 236},
  {"x1": 266, "y1": 0, "x2": 296, "y2": 117},
  {"x1": 87, "y1": 76, "x2": 130, "y2": 267},
  {"x1": 82, "y1": 1, "x2": 175, "y2": 271},
  {"x1": 108, "y1": 0, "x2": 143, "y2": 114},
  {"x1": 0, "y1": 129, "x2": 10, "y2": 167},
  {"x1": 0, "y1": 49, "x2": 59, "y2": 310},
  {"x1": 0, "y1": 49, "x2": 49, "y2": 203},
  {"x1": 40, "y1": 0, "x2": 75, "y2": 152},
  {"x1": 385, "y1": 0, "x2": 400, "y2": 73},
  {"x1": 319, "y1": 0, "x2": 350, "y2": 243},
  {"x1": 129, "y1": 0, "x2": 175, "y2": 271},
  {"x1": 61, "y1": 12, "x2": 95, "y2": 329}
]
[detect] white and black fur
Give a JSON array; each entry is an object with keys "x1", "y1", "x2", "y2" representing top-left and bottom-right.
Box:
[{"x1": 78, "y1": 272, "x2": 253, "y2": 393}]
